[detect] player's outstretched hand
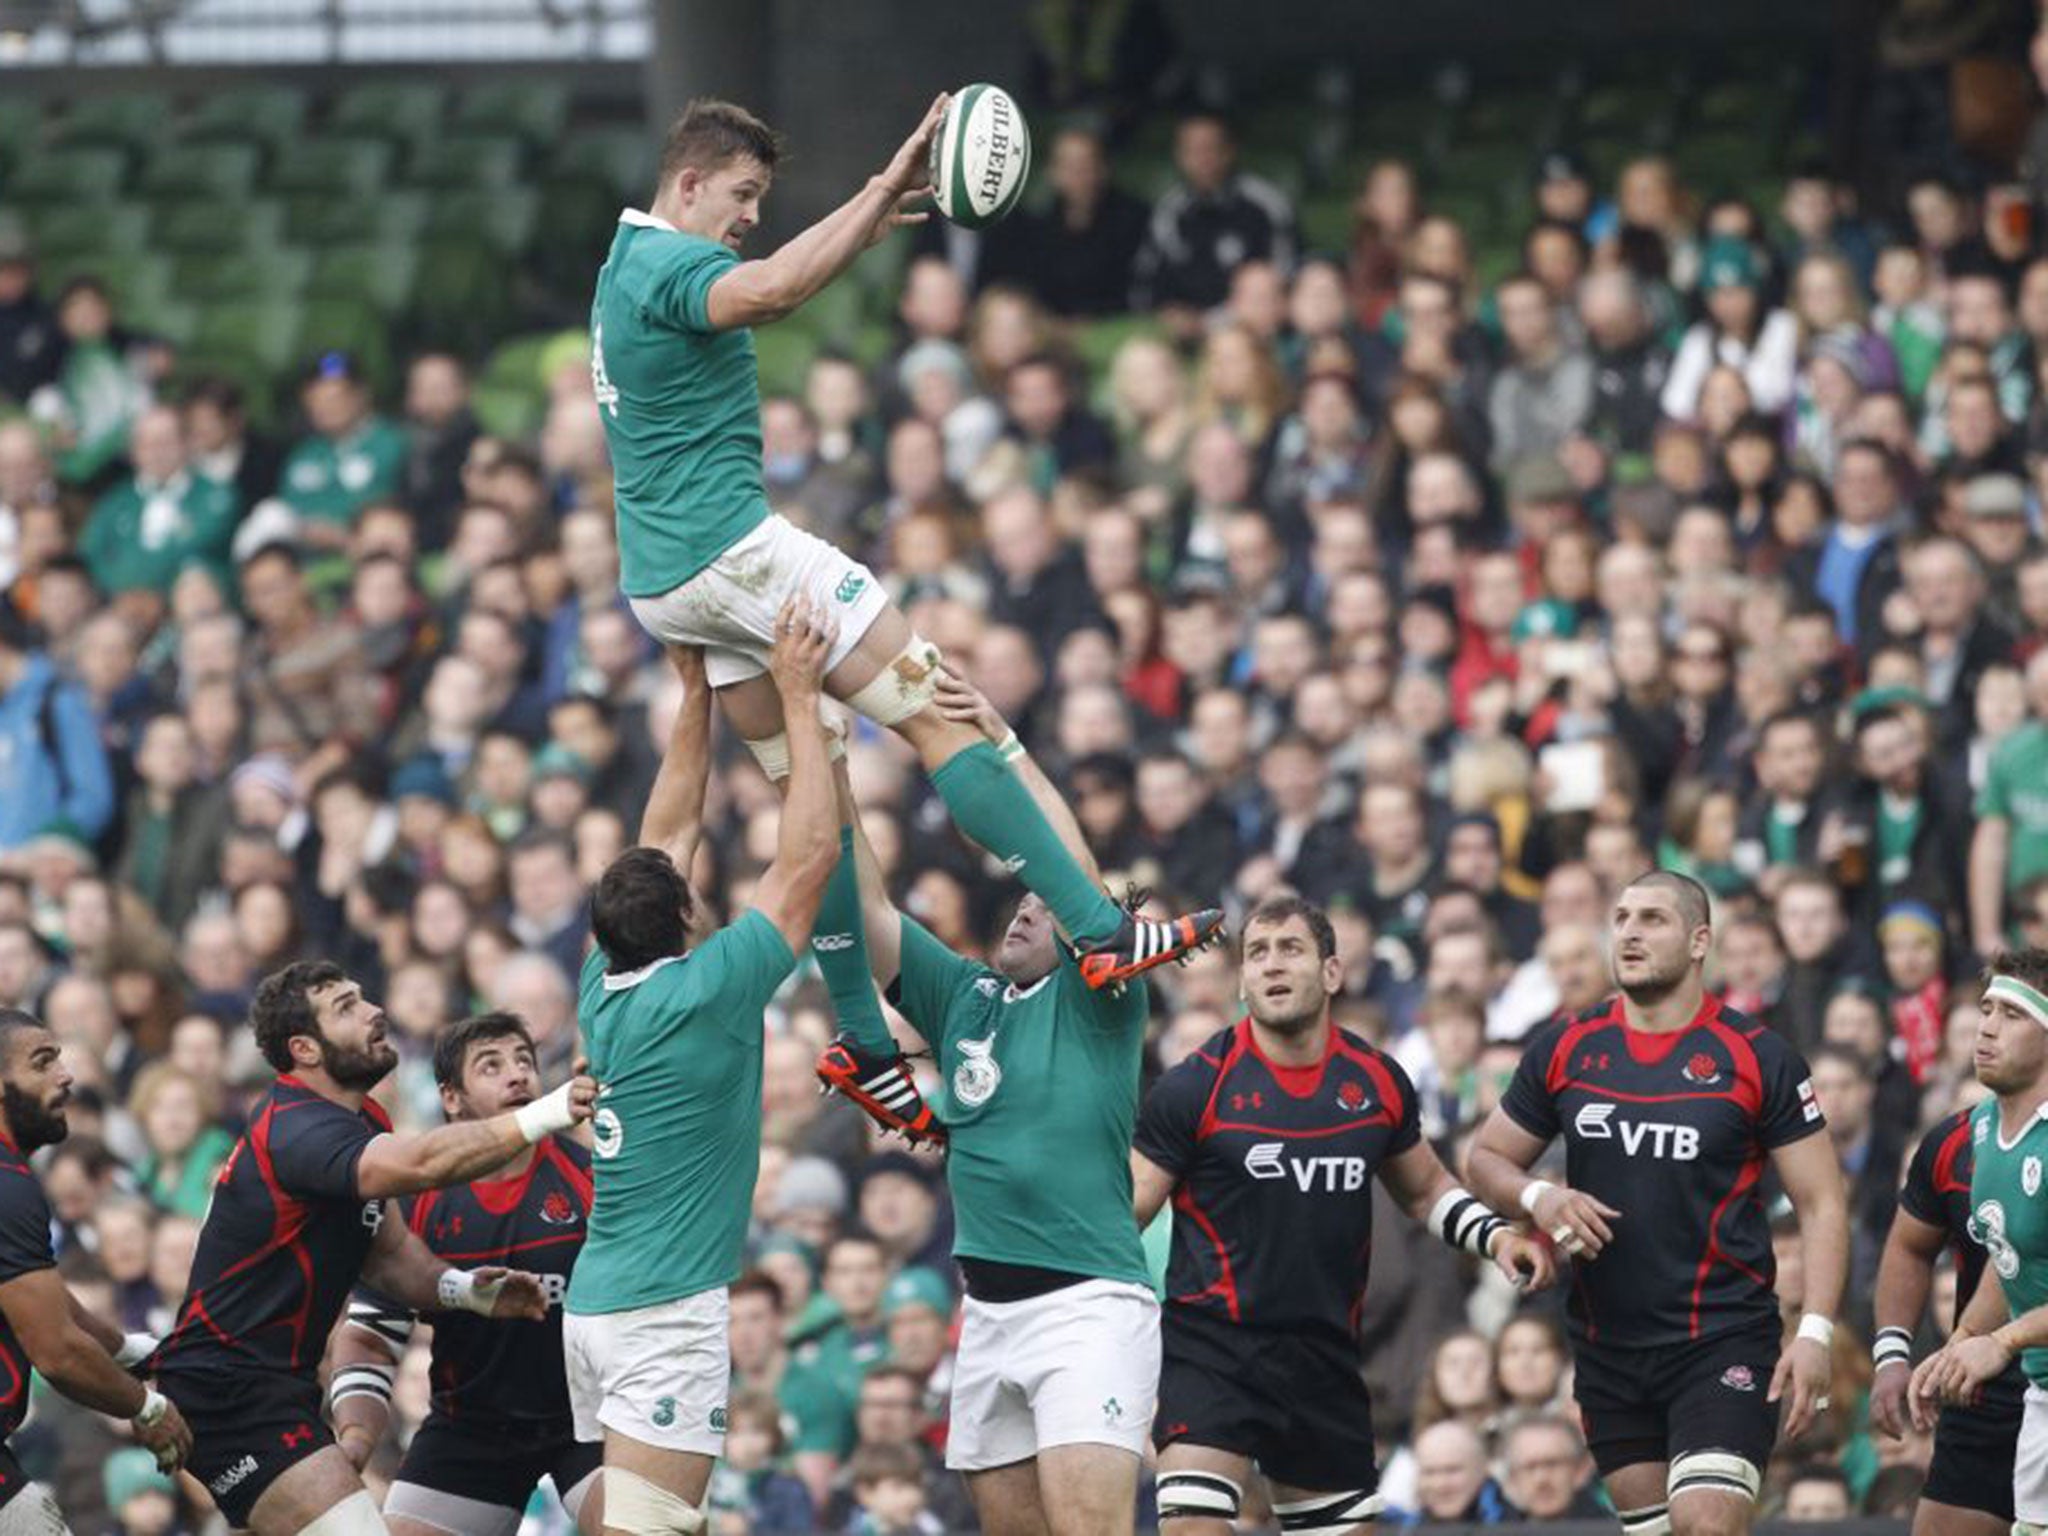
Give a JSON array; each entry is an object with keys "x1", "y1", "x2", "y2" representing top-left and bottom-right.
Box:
[
  {"x1": 1491, "y1": 1229, "x2": 1557, "y2": 1293},
  {"x1": 1527, "y1": 1182, "x2": 1620, "y2": 1259},
  {"x1": 1868, "y1": 1358, "x2": 1912, "y2": 1439},
  {"x1": 134, "y1": 1393, "x2": 192, "y2": 1473},
  {"x1": 880, "y1": 92, "x2": 948, "y2": 197},
  {"x1": 475, "y1": 1266, "x2": 551, "y2": 1321},
  {"x1": 768, "y1": 598, "x2": 836, "y2": 703},
  {"x1": 1769, "y1": 1334, "x2": 1831, "y2": 1442},
  {"x1": 934, "y1": 665, "x2": 1007, "y2": 744},
  {"x1": 1910, "y1": 1331, "x2": 2009, "y2": 1430}
]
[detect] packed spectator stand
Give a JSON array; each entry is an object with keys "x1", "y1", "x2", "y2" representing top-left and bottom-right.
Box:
[{"x1": 3, "y1": 19, "x2": 2048, "y2": 1532}]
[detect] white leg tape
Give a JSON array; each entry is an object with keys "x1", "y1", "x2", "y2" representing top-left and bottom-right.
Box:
[
  {"x1": 298, "y1": 1490, "x2": 391, "y2": 1536},
  {"x1": 1274, "y1": 1488, "x2": 1383, "y2": 1534},
  {"x1": 1668, "y1": 1450, "x2": 1761, "y2": 1504},
  {"x1": 1619, "y1": 1504, "x2": 1671, "y2": 1536},
  {"x1": 602, "y1": 1468, "x2": 706, "y2": 1535},
  {"x1": 743, "y1": 732, "x2": 791, "y2": 781},
  {"x1": 843, "y1": 634, "x2": 943, "y2": 727},
  {"x1": 1157, "y1": 1470, "x2": 1243, "y2": 1523}
]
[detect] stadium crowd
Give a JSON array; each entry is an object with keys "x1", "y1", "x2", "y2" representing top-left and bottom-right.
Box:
[{"x1": 5, "y1": 38, "x2": 2048, "y2": 1536}]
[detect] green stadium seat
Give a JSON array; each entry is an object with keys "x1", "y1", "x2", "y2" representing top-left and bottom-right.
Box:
[
  {"x1": 452, "y1": 80, "x2": 569, "y2": 147},
  {"x1": 752, "y1": 323, "x2": 817, "y2": 398},
  {"x1": 1237, "y1": 150, "x2": 1306, "y2": 204},
  {"x1": 471, "y1": 381, "x2": 547, "y2": 440},
  {"x1": 548, "y1": 127, "x2": 654, "y2": 200},
  {"x1": 168, "y1": 350, "x2": 283, "y2": 429},
  {"x1": 421, "y1": 189, "x2": 537, "y2": 256},
  {"x1": 307, "y1": 244, "x2": 419, "y2": 317},
  {"x1": 192, "y1": 298, "x2": 304, "y2": 374},
  {"x1": 1072, "y1": 316, "x2": 1166, "y2": 383},
  {"x1": 184, "y1": 86, "x2": 308, "y2": 151},
  {"x1": 49, "y1": 94, "x2": 168, "y2": 154},
  {"x1": 153, "y1": 198, "x2": 287, "y2": 257},
  {"x1": 406, "y1": 134, "x2": 524, "y2": 190},
  {"x1": 40, "y1": 251, "x2": 173, "y2": 316},
  {"x1": 473, "y1": 330, "x2": 590, "y2": 442},
  {"x1": 329, "y1": 81, "x2": 447, "y2": 150},
  {"x1": 3, "y1": 147, "x2": 127, "y2": 206},
  {"x1": 1299, "y1": 194, "x2": 1353, "y2": 257},
  {"x1": 1459, "y1": 88, "x2": 1567, "y2": 152},
  {"x1": 410, "y1": 241, "x2": 513, "y2": 354},
  {"x1": 127, "y1": 298, "x2": 199, "y2": 349},
  {"x1": 268, "y1": 139, "x2": 396, "y2": 199},
  {"x1": 801, "y1": 279, "x2": 867, "y2": 351},
  {"x1": 29, "y1": 204, "x2": 150, "y2": 259},
  {"x1": 174, "y1": 249, "x2": 313, "y2": 304},
  {"x1": 299, "y1": 297, "x2": 391, "y2": 392},
  {"x1": 285, "y1": 190, "x2": 429, "y2": 246},
  {"x1": 0, "y1": 101, "x2": 40, "y2": 180},
  {"x1": 139, "y1": 142, "x2": 262, "y2": 201}
]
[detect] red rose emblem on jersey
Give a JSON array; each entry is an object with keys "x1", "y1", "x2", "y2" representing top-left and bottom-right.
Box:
[
  {"x1": 539, "y1": 1191, "x2": 578, "y2": 1226},
  {"x1": 1682, "y1": 1053, "x2": 1721, "y2": 1085},
  {"x1": 1338, "y1": 1081, "x2": 1367, "y2": 1110}
]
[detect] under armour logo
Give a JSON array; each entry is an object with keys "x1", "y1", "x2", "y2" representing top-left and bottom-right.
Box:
[
  {"x1": 1230, "y1": 1091, "x2": 1264, "y2": 1111},
  {"x1": 281, "y1": 1424, "x2": 314, "y2": 1449},
  {"x1": 1577, "y1": 1053, "x2": 1611, "y2": 1072}
]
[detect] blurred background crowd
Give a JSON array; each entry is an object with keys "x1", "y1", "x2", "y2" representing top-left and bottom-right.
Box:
[{"x1": 7, "y1": 0, "x2": 2048, "y2": 1530}]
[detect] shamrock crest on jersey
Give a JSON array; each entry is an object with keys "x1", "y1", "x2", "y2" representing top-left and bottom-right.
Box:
[
  {"x1": 953, "y1": 1036, "x2": 1002, "y2": 1107},
  {"x1": 1971, "y1": 1198, "x2": 2022, "y2": 1280}
]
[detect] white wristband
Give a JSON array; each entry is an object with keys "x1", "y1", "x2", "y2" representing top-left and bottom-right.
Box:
[
  {"x1": 114, "y1": 1331, "x2": 159, "y2": 1370},
  {"x1": 1797, "y1": 1312, "x2": 1835, "y2": 1348},
  {"x1": 996, "y1": 731, "x2": 1025, "y2": 763},
  {"x1": 436, "y1": 1267, "x2": 505, "y2": 1317},
  {"x1": 513, "y1": 1081, "x2": 577, "y2": 1144},
  {"x1": 133, "y1": 1387, "x2": 167, "y2": 1428},
  {"x1": 1518, "y1": 1180, "x2": 1557, "y2": 1217}
]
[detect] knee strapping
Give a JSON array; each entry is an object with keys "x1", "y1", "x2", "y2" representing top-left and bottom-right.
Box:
[
  {"x1": 843, "y1": 634, "x2": 942, "y2": 727},
  {"x1": 1620, "y1": 1503, "x2": 1672, "y2": 1536},
  {"x1": 298, "y1": 1491, "x2": 390, "y2": 1536},
  {"x1": 1274, "y1": 1488, "x2": 1383, "y2": 1535},
  {"x1": 1156, "y1": 1470, "x2": 1243, "y2": 1524},
  {"x1": 1668, "y1": 1451, "x2": 1761, "y2": 1504},
  {"x1": 602, "y1": 1469, "x2": 706, "y2": 1535}
]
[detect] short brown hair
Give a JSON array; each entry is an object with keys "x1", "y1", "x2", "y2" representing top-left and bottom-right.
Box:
[
  {"x1": 1987, "y1": 947, "x2": 2048, "y2": 1001},
  {"x1": 1243, "y1": 894, "x2": 1337, "y2": 959},
  {"x1": 660, "y1": 99, "x2": 782, "y2": 186}
]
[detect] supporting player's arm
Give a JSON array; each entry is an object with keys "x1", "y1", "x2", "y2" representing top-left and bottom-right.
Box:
[
  {"x1": 639, "y1": 644, "x2": 713, "y2": 875},
  {"x1": 359, "y1": 1202, "x2": 550, "y2": 1323},
  {"x1": 355, "y1": 1065, "x2": 597, "y2": 1197},
  {"x1": 837, "y1": 760, "x2": 905, "y2": 985},
  {"x1": 0, "y1": 1267, "x2": 191, "y2": 1469},
  {"x1": 1767, "y1": 1129, "x2": 1850, "y2": 1441},
  {"x1": 1132, "y1": 1149, "x2": 1178, "y2": 1228},
  {"x1": 933, "y1": 665, "x2": 1102, "y2": 886},
  {"x1": 704, "y1": 95, "x2": 946, "y2": 330},
  {"x1": 1466, "y1": 1106, "x2": 1621, "y2": 1258},
  {"x1": 1868, "y1": 1206, "x2": 1945, "y2": 1437},
  {"x1": 1381, "y1": 1138, "x2": 1555, "y2": 1291},
  {"x1": 329, "y1": 1294, "x2": 412, "y2": 1471},
  {"x1": 751, "y1": 600, "x2": 842, "y2": 956}
]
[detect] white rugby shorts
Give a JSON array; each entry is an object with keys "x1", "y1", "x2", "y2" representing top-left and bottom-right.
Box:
[
  {"x1": 628, "y1": 513, "x2": 892, "y2": 689},
  {"x1": 945, "y1": 1278, "x2": 1160, "y2": 1471},
  {"x1": 564, "y1": 1288, "x2": 730, "y2": 1457},
  {"x1": 2018, "y1": 1383, "x2": 2048, "y2": 1527}
]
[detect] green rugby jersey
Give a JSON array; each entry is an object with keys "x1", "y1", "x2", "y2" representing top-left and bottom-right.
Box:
[
  {"x1": 1968, "y1": 1096, "x2": 2048, "y2": 1389},
  {"x1": 567, "y1": 911, "x2": 795, "y2": 1315},
  {"x1": 590, "y1": 210, "x2": 769, "y2": 598},
  {"x1": 892, "y1": 917, "x2": 1150, "y2": 1288}
]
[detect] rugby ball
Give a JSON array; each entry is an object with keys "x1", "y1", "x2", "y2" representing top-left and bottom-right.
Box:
[{"x1": 930, "y1": 83, "x2": 1032, "y2": 230}]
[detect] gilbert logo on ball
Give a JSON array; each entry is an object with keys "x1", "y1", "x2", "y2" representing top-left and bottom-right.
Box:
[{"x1": 930, "y1": 83, "x2": 1032, "y2": 230}]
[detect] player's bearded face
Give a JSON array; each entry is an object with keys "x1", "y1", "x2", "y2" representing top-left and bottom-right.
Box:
[
  {"x1": 1609, "y1": 899, "x2": 1699, "y2": 1002},
  {"x1": 1, "y1": 1060, "x2": 68, "y2": 1154},
  {"x1": 1974, "y1": 996, "x2": 2048, "y2": 1091},
  {"x1": 315, "y1": 1012, "x2": 399, "y2": 1091},
  {"x1": 996, "y1": 895, "x2": 1057, "y2": 985},
  {"x1": 1241, "y1": 920, "x2": 1337, "y2": 1033}
]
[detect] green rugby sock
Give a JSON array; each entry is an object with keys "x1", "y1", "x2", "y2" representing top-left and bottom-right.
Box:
[
  {"x1": 928, "y1": 741, "x2": 1121, "y2": 945},
  {"x1": 816, "y1": 829, "x2": 894, "y2": 1057}
]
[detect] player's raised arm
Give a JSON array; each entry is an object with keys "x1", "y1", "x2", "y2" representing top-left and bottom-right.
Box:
[
  {"x1": 933, "y1": 665, "x2": 1102, "y2": 888},
  {"x1": 1380, "y1": 1138, "x2": 1555, "y2": 1291},
  {"x1": 836, "y1": 759, "x2": 905, "y2": 985},
  {"x1": 703, "y1": 95, "x2": 946, "y2": 331},
  {"x1": 358, "y1": 1203, "x2": 550, "y2": 1323},
  {"x1": 329, "y1": 1293, "x2": 409, "y2": 1471},
  {"x1": 0, "y1": 1268, "x2": 190, "y2": 1469},
  {"x1": 638, "y1": 644, "x2": 714, "y2": 875},
  {"x1": 750, "y1": 600, "x2": 842, "y2": 955},
  {"x1": 355, "y1": 1065, "x2": 596, "y2": 1197}
]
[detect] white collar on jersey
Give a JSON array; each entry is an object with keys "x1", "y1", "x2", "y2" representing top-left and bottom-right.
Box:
[
  {"x1": 619, "y1": 208, "x2": 679, "y2": 232},
  {"x1": 601, "y1": 953, "x2": 687, "y2": 991},
  {"x1": 1002, "y1": 973, "x2": 1053, "y2": 1004},
  {"x1": 1994, "y1": 1098, "x2": 2048, "y2": 1153}
]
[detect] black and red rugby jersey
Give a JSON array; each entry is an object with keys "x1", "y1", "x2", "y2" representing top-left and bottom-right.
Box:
[
  {"x1": 351, "y1": 1135, "x2": 592, "y2": 1427},
  {"x1": 1136, "y1": 1018, "x2": 1422, "y2": 1342},
  {"x1": 1501, "y1": 995, "x2": 1823, "y2": 1348},
  {"x1": 157, "y1": 1075, "x2": 391, "y2": 1376},
  {"x1": 0, "y1": 1134, "x2": 53, "y2": 1439}
]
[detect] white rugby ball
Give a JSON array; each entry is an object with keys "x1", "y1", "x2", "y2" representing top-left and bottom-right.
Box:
[{"x1": 930, "y1": 83, "x2": 1032, "y2": 230}]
